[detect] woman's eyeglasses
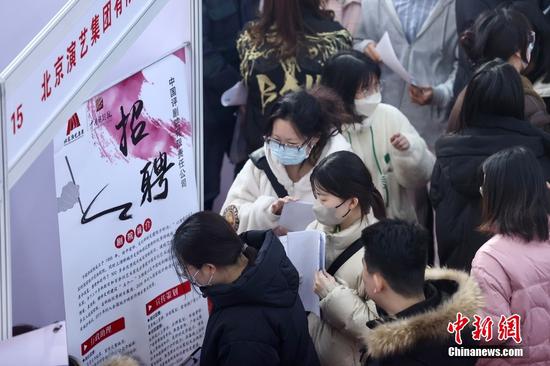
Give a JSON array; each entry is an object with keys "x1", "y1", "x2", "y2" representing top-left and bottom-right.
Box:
[
  {"x1": 264, "y1": 136, "x2": 309, "y2": 151},
  {"x1": 173, "y1": 258, "x2": 203, "y2": 295}
]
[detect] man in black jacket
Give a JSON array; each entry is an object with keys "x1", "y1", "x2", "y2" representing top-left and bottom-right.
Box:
[
  {"x1": 359, "y1": 220, "x2": 482, "y2": 365},
  {"x1": 203, "y1": 0, "x2": 259, "y2": 210}
]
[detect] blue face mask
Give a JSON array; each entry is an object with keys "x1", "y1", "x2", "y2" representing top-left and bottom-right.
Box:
[{"x1": 267, "y1": 140, "x2": 309, "y2": 166}]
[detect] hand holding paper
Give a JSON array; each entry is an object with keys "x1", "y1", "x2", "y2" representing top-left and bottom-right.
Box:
[
  {"x1": 365, "y1": 42, "x2": 382, "y2": 63},
  {"x1": 279, "y1": 201, "x2": 316, "y2": 232},
  {"x1": 408, "y1": 85, "x2": 433, "y2": 105},
  {"x1": 314, "y1": 270, "x2": 338, "y2": 299},
  {"x1": 271, "y1": 196, "x2": 298, "y2": 216}
]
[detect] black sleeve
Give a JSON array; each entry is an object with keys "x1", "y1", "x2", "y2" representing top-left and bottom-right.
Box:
[
  {"x1": 455, "y1": 0, "x2": 499, "y2": 34},
  {"x1": 239, "y1": 230, "x2": 269, "y2": 250},
  {"x1": 202, "y1": 0, "x2": 241, "y2": 93}
]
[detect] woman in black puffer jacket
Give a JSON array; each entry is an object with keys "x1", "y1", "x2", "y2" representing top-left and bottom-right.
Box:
[
  {"x1": 431, "y1": 59, "x2": 550, "y2": 271},
  {"x1": 172, "y1": 211, "x2": 319, "y2": 366}
]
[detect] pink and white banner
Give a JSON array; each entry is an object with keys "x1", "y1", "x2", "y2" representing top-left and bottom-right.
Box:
[{"x1": 53, "y1": 48, "x2": 207, "y2": 366}]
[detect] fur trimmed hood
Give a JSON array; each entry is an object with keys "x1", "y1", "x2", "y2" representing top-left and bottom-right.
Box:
[{"x1": 363, "y1": 267, "x2": 484, "y2": 359}]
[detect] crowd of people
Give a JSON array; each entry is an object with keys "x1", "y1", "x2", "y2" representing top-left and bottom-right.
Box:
[{"x1": 183, "y1": 0, "x2": 550, "y2": 365}]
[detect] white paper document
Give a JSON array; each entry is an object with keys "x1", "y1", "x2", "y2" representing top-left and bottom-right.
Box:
[
  {"x1": 0, "y1": 322, "x2": 68, "y2": 366},
  {"x1": 375, "y1": 32, "x2": 413, "y2": 84},
  {"x1": 279, "y1": 201, "x2": 316, "y2": 232},
  {"x1": 221, "y1": 80, "x2": 248, "y2": 106},
  {"x1": 279, "y1": 230, "x2": 326, "y2": 316}
]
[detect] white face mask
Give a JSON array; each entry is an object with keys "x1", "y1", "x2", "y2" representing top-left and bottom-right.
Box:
[
  {"x1": 527, "y1": 42, "x2": 534, "y2": 64},
  {"x1": 313, "y1": 199, "x2": 351, "y2": 227},
  {"x1": 355, "y1": 92, "x2": 382, "y2": 117},
  {"x1": 522, "y1": 31, "x2": 536, "y2": 70}
]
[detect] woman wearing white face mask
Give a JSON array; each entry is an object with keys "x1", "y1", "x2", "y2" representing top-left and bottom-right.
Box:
[
  {"x1": 222, "y1": 88, "x2": 352, "y2": 234},
  {"x1": 321, "y1": 50, "x2": 434, "y2": 222},
  {"x1": 306, "y1": 151, "x2": 385, "y2": 366}
]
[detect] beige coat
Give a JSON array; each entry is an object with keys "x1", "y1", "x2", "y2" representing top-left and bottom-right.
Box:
[
  {"x1": 307, "y1": 217, "x2": 378, "y2": 366},
  {"x1": 343, "y1": 103, "x2": 434, "y2": 222},
  {"x1": 221, "y1": 134, "x2": 352, "y2": 233}
]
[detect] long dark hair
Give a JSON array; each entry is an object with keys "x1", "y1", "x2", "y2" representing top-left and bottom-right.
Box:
[
  {"x1": 310, "y1": 151, "x2": 386, "y2": 220},
  {"x1": 172, "y1": 212, "x2": 256, "y2": 271},
  {"x1": 512, "y1": 1, "x2": 550, "y2": 83},
  {"x1": 265, "y1": 88, "x2": 345, "y2": 165},
  {"x1": 248, "y1": 0, "x2": 333, "y2": 58},
  {"x1": 321, "y1": 50, "x2": 381, "y2": 123},
  {"x1": 450, "y1": 59, "x2": 525, "y2": 133},
  {"x1": 480, "y1": 147, "x2": 550, "y2": 242},
  {"x1": 460, "y1": 7, "x2": 533, "y2": 67}
]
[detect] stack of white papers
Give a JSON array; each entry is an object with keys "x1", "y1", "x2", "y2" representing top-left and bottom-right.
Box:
[
  {"x1": 0, "y1": 321, "x2": 68, "y2": 366},
  {"x1": 279, "y1": 230, "x2": 326, "y2": 316}
]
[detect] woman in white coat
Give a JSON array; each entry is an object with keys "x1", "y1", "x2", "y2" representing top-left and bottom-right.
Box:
[
  {"x1": 321, "y1": 50, "x2": 434, "y2": 222},
  {"x1": 308, "y1": 151, "x2": 385, "y2": 366},
  {"x1": 222, "y1": 89, "x2": 352, "y2": 233}
]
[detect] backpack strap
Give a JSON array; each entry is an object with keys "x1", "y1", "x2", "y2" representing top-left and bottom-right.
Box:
[
  {"x1": 327, "y1": 237, "x2": 364, "y2": 276},
  {"x1": 249, "y1": 148, "x2": 289, "y2": 198}
]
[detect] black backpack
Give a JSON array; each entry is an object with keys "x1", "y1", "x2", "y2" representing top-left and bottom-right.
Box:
[{"x1": 249, "y1": 148, "x2": 289, "y2": 198}]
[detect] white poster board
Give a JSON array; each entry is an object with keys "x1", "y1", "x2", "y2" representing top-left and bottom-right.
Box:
[
  {"x1": 1, "y1": 0, "x2": 204, "y2": 342},
  {"x1": 53, "y1": 48, "x2": 207, "y2": 366}
]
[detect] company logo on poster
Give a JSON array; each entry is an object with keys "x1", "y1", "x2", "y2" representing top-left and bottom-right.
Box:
[{"x1": 64, "y1": 113, "x2": 85, "y2": 146}]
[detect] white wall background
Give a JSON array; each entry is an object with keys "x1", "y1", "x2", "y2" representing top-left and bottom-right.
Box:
[{"x1": 1, "y1": 0, "x2": 191, "y2": 328}]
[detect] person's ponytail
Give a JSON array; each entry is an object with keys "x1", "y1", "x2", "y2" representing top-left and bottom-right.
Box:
[
  {"x1": 460, "y1": 30, "x2": 478, "y2": 62},
  {"x1": 368, "y1": 188, "x2": 387, "y2": 221},
  {"x1": 172, "y1": 211, "x2": 249, "y2": 269}
]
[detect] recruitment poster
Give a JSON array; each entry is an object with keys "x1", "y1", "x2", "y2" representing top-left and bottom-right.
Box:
[{"x1": 53, "y1": 48, "x2": 207, "y2": 366}]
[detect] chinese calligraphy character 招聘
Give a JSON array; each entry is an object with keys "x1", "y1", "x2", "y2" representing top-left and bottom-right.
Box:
[
  {"x1": 140, "y1": 152, "x2": 175, "y2": 206},
  {"x1": 115, "y1": 100, "x2": 149, "y2": 157}
]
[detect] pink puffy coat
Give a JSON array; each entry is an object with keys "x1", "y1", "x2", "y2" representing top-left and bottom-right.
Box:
[{"x1": 471, "y1": 234, "x2": 550, "y2": 365}]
